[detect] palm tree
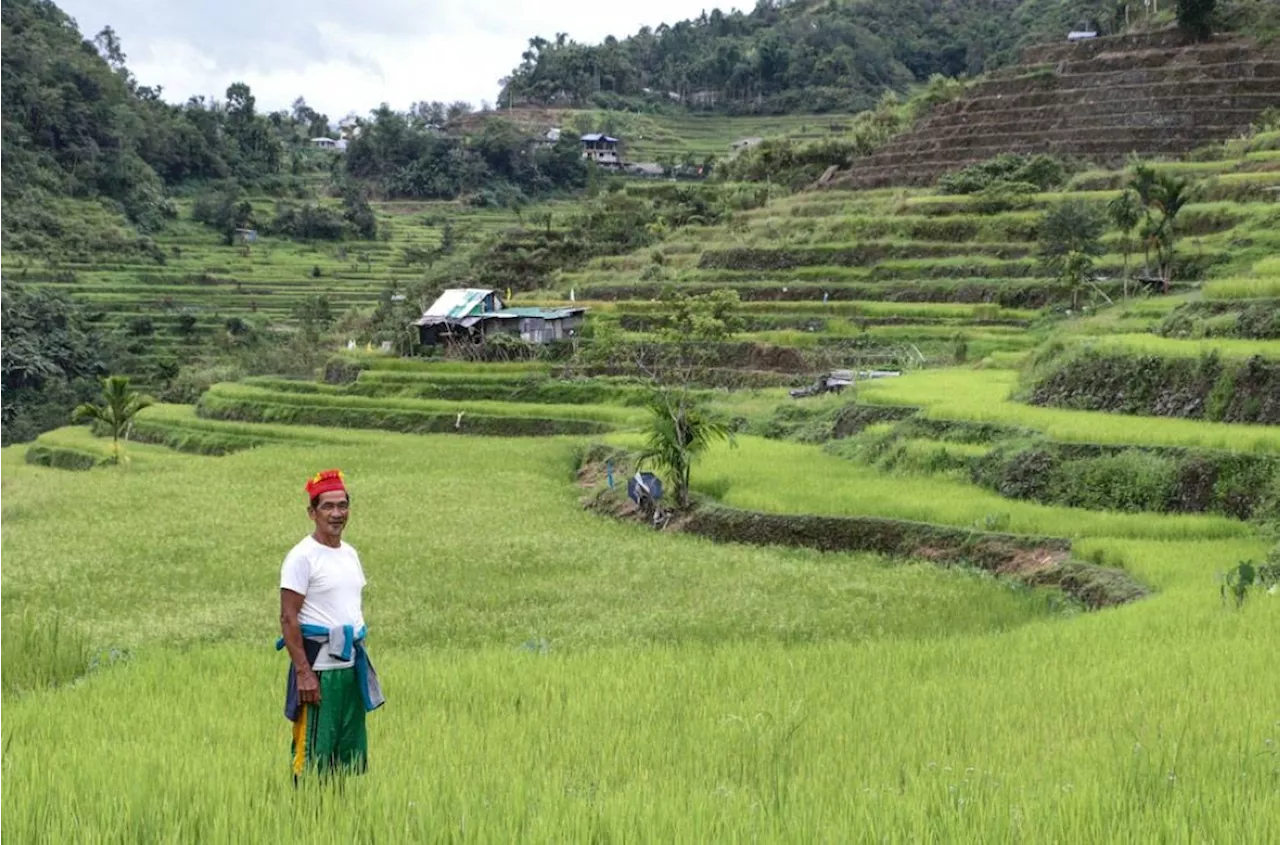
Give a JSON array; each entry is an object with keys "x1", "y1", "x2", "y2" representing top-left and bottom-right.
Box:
[
  {"x1": 1128, "y1": 162, "x2": 1159, "y2": 273},
  {"x1": 638, "y1": 392, "x2": 735, "y2": 508},
  {"x1": 1149, "y1": 173, "x2": 1195, "y2": 288},
  {"x1": 1106, "y1": 189, "x2": 1143, "y2": 300},
  {"x1": 72, "y1": 376, "x2": 154, "y2": 464}
]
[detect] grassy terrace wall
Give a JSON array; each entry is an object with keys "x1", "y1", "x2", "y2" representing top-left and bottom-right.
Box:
[
  {"x1": 196, "y1": 383, "x2": 621, "y2": 436},
  {"x1": 580, "y1": 445, "x2": 1147, "y2": 610},
  {"x1": 1158, "y1": 299, "x2": 1280, "y2": 339},
  {"x1": 1026, "y1": 346, "x2": 1280, "y2": 424},
  {"x1": 836, "y1": 412, "x2": 1280, "y2": 521},
  {"x1": 23, "y1": 443, "x2": 104, "y2": 471}
]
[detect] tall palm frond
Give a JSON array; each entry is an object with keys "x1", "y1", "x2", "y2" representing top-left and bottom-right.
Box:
[
  {"x1": 637, "y1": 393, "x2": 735, "y2": 508},
  {"x1": 71, "y1": 375, "x2": 154, "y2": 464}
]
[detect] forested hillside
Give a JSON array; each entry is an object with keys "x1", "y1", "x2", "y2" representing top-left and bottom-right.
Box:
[
  {"x1": 499, "y1": 0, "x2": 1280, "y2": 114},
  {"x1": 1, "y1": 0, "x2": 319, "y2": 256},
  {"x1": 0, "y1": 0, "x2": 588, "y2": 255}
]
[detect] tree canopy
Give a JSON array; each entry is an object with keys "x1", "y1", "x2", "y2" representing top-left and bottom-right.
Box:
[
  {"x1": 343, "y1": 108, "x2": 587, "y2": 201},
  {"x1": 1, "y1": 286, "x2": 109, "y2": 445},
  {"x1": 498, "y1": 0, "x2": 1134, "y2": 114}
]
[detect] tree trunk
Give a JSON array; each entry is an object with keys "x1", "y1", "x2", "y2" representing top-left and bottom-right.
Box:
[{"x1": 1122, "y1": 245, "x2": 1130, "y2": 301}]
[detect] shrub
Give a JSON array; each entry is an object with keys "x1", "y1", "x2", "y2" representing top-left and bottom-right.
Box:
[
  {"x1": 967, "y1": 438, "x2": 1276, "y2": 518},
  {"x1": 972, "y1": 182, "x2": 1039, "y2": 214},
  {"x1": 1051, "y1": 451, "x2": 1178, "y2": 513},
  {"x1": 266, "y1": 202, "x2": 348, "y2": 241},
  {"x1": 981, "y1": 446, "x2": 1059, "y2": 501},
  {"x1": 939, "y1": 154, "x2": 1069, "y2": 195}
]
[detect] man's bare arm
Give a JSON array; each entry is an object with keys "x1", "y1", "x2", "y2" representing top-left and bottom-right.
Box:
[{"x1": 280, "y1": 589, "x2": 320, "y2": 703}]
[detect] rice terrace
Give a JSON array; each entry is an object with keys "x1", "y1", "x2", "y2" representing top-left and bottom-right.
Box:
[{"x1": 2, "y1": 0, "x2": 1280, "y2": 841}]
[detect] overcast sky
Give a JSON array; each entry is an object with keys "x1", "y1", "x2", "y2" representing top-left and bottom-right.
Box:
[{"x1": 57, "y1": 1, "x2": 745, "y2": 119}]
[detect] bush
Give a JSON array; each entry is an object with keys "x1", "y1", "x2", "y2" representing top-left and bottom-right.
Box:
[
  {"x1": 191, "y1": 184, "x2": 253, "y2": 242},
  {"x1": 967, "y1": 437, "x2": 1278, "y2": 518},
  {"x1": 939, "y1": 154, "x2": 1069, "y2": 195},
  {"x1": 157, "y1": 363, "x2": 245, "y2": 404},
  {"x1": 972, "y1": 182, "x2": 1039, "y2": 214},
  {"x1": 1051, "y1": 451, "x2": 1178, "y2": 513},
  {"x1": 322, "y1": 356, "x2": 367, "y2": 385},
  {"x1": 988, "y1": 447, "x2": 1059, "y2": 501},
  {"x1": 266, "y1": 202, "x2": 347, "y2": 241}
]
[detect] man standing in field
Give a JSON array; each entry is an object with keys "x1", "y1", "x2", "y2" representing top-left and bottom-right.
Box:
[{"x1": 278, "y1": 469, "x2": 384, "y2": 780}]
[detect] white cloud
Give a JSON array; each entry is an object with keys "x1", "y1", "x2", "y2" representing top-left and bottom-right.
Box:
[{"x1": 56, "y1": 0, "x2": 747, "y2": 117}]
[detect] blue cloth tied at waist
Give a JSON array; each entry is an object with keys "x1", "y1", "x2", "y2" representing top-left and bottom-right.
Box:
[{"x1": 277, "y1": 623, "x2": 385, "y2": 721}]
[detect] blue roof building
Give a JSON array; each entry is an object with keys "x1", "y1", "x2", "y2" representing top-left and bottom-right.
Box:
[{"x1": 580, "y1": 133, "x2": 621, "y2": 167}]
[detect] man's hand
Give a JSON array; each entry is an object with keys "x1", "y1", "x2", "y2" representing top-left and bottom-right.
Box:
[
  {"x1": 297, "y1": 667, "x2": 321, "y2": 703},
  {"x1": 280, "y1": 588, "x2": 320, "y2": 705}
]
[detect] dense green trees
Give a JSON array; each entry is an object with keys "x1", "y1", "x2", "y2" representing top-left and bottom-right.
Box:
[
  {"x1": 499, "y1": 0, "x2": 1133, "y2": 114},
  {"x1": 1177, "y1": 0, "x2": 1217, "y2": 41},
  {"x1": 343, "y1": 109, "x2": 587, "y2": 201},
  {"x1": 1, "y1": 287, "x2": 109, "y2": 445},
  {"x1": 0, "y1": 0, "x2": 326, "y2": 249},
  {"x1": 0, "y1": 0, "x2": 302, "y2": 204}
]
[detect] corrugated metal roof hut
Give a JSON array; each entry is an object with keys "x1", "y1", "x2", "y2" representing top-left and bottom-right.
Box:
[{"x1": 412, "y1": 289, "x2": 586, "y2": 346}]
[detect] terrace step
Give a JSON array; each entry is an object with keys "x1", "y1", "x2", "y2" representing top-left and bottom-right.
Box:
[
  {"x1": 821, "y1": 31, "x2": 1280, "y2": 191},
  {"x1": 930, "y1": 77, "x2": 1280, "y2": 117}
]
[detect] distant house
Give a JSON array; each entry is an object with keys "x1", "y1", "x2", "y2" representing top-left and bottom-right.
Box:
[
  {"x1": 1067, "y1": 20, "x2": 1100, "y2": 41},
  {"x1": 412, "y1": 288, "x2": 587, "y2": 346},
  {"x1": 581, "y1": 133, "x2": 620, "y2": 167},
  {"x1": 311, "y1": 137, "x2": 347, "y2": 151}
]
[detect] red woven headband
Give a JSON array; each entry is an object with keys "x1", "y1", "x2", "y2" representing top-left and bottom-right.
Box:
[{"x1": 305, "y1": 469, "x2": 347, "y2": 500}]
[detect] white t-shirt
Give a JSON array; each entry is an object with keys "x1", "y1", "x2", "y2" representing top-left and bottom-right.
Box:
[{"x1": 280, "y1": 535, "x2": 366, "y2": 670}]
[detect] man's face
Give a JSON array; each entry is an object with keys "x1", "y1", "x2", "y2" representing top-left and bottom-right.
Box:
[{"x1": 309, "y1": 490, "x2": 350, "y2": 539}]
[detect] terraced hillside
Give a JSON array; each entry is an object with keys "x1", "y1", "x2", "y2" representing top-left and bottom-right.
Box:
[
  {"x1": 826, "y1": 30, "x2": 1280, "y2": 190},
  {"x1": 538, "y1": 136, "x2": 1279, "y2": 373},
  {"x1": 4, "y1": 197, "x2": 576, "y2": 379}
]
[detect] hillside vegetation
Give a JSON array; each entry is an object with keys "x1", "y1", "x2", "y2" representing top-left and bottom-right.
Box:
[{"x1": 500, "y1": 0, "x2": 1280, "y2": 114}]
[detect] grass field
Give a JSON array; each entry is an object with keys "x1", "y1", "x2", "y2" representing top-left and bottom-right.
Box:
[{"x1": 4, "y1": 427, "x2": 1278, "y2": 841}]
